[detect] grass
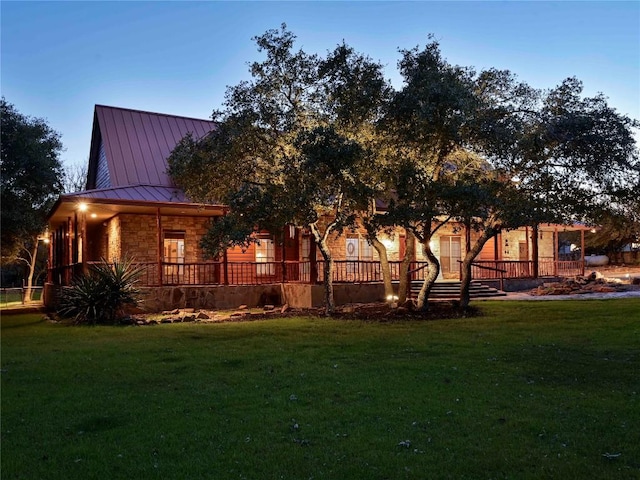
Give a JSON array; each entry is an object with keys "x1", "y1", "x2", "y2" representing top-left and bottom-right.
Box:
[{"x1": 2, "y1": 299, "x2": 639, "y2": 479}]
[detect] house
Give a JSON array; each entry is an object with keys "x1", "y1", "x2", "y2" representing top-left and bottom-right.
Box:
[{"x1": 44, "y1": 105, "x2": 589, "y2": 311}]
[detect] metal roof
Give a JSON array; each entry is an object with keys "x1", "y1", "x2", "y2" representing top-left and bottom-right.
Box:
[
  {"x1": 91, "y1": 105, "x2": 217, "y2": 188},
  {"x1": 63, "y1": 185, "x2": 192, "y2": 203}
]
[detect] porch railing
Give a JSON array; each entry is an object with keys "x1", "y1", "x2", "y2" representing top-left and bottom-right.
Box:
[
  {"x1": 49, "y1": 260, "x2": 431, "y2": 287},
  {"x1": 468, "y1": 259, "x2": 585, "y2": 280},
  {"x1": 49, "y1": 258, "x2": 584, "y2": 287}
]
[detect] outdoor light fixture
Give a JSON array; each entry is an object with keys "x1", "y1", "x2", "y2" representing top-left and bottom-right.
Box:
[
  {"x1": 386, "y1": 294, "x2": 399, "y2": 308},
  {"x1": 78, "y1": 202, "x2": 88, "y2": 212},
  {"x1": 91, "y1": 213, "x2": 97, "y2": 219},
  {"x1": 382, "y1": 238, "x2": 394, "y2": 249}
]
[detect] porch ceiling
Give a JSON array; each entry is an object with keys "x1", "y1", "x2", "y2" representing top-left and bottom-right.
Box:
[{"x1": 48, "y1": 197, "x2": 224, "y2": 228}]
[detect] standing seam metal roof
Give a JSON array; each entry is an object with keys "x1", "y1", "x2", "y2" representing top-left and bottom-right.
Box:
[{"x1": 94, "y1": 105, "x2": 217, "y2": 189}]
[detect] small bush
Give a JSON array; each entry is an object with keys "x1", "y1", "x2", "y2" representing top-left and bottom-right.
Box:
[{"x1": 57, "y1": 257, "x2": 145, "y2": 324}]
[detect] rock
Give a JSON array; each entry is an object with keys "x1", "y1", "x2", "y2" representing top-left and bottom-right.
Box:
[
  {"x1": 181, "y1": 308, "x2": 195, "y2": 314},
  {"x1": 342, "y1": 306, "x2": 355, "y2": 314},
  {"x1": 160, "y1": 318, "x2": 173, "y2": 323},
  {"x1": 182, "y1": 315, "x2": 195, "y2": 322},
  {"x1": 632, "y1": 277, "x2": 640, "y2": 286},
  {"x1": 238, "y1": 304, "x2": 248, "y2": 310},
  {"x1": 230, "y1": 312, "x2": 245, "y2": 317},
  {"x1": 280, "y1": 304, "x2": 290, "y2": 314},
  {"x1": 264, "y1": 304, "x2": 275, "y2": 311},
  {"x1": 170, "y1": 308, "x2": 180, "y2": 315},
  {"x1": 196, "y1": 312, "x2": 210, "y2": 319}
]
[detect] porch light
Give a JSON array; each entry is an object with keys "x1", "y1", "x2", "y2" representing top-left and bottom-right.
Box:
[
  {"x1": 91, "y1": 213, "x2": 97, "y2": 218},
  {"x1": 78, "y1": 202, "x2": 88, "y2": 212},
  {"x1": 382, "y1": 238, "x2": 394, "y2": 249}
]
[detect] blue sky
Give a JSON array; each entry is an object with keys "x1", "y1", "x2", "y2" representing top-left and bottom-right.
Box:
[{"x1": 2, "y1": 1, "x2": 639, "y2": 170}]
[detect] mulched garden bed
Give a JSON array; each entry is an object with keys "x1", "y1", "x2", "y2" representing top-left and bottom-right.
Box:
[{"x1": 127, "y1": 301, "x2": 479, "y2": 326}]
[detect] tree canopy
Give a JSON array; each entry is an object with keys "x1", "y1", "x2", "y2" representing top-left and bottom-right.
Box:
[
  {"x1": 1, "y1": 98, "x2": 64, "y2": 260},
  {"x1": 169, "y1": 27, "x2": 639, "y2": 313}
]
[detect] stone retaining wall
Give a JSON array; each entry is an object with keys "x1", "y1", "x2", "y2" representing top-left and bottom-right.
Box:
[{"x1": 140, "y1": 284, "x2": 282, "y2": 311}]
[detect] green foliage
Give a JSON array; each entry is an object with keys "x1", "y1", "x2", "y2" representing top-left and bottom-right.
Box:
[
  {"x1": 168, "y1": 27, "x2": 639, "y2": 310},
  {"x1": 168, "y1": 25, "x2": 391, "y2": 313},
  {"x1": 1, "y1": 98, "x2": 64, "y2": 261},
  {"x1": 57, "y1": 257, "x2": 145, "y2": 324}
]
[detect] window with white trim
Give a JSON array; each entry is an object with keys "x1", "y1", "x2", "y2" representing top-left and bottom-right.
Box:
[{"x1": 255, "y1": 238, "x2": 275, "y2": 276}]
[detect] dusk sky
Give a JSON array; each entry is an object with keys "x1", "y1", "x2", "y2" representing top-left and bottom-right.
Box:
[{"x1": 2, "y1": 1, "x2": 639, "y2": 170}]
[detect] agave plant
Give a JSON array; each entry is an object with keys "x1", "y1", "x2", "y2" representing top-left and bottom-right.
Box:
[{"x1": 58, "y1": 257, "x2": 146, "y2": 324}]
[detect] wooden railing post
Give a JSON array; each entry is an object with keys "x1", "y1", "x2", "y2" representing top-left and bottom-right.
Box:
[
  {"x1": 580, "y1": 229, "x2": 586, "y2": 276},
  {"x1": 223, "y1": 249, "x2": 229, "y2": 285},
  {"x1": 532, "y1": 224, "x2": 539, "y2": 279},
  {"x1": 156, "y1": 208, "x2": 163, "y2": 286}
]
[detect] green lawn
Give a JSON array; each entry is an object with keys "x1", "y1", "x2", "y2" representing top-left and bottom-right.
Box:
[{"x1": 2, "y1": 300, "x2": 639, "y2": 479}]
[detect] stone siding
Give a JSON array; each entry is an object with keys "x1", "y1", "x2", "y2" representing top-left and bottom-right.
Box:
[{"x1": 115, "y1": 213, "x2": 213, "y2": 263}]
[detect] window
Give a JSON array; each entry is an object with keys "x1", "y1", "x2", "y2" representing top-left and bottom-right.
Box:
[
  {"x1": 440, "y1": 236, "x2": 461, "y2": 275},
  {"x1": 256, "y1": 238, "x2": 275, "y2": 276},
  {"x1": 360, "y1": 238, "x2": 374, "y2": 260},
  {"x1": 164, "y1": 231, "x2": 185, "y2": 280},
  {"x1": 301, "y1": 236, "x2": 311, "y2": 278}
]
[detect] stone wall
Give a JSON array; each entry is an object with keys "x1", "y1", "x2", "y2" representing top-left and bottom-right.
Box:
[
  {"x1": 140, "y1": 284, "x2": 283, "y2": 311},
  {"x1": 282, "y1": 283, "x2": 386, "y2": 308},
  {"x1": 116, "y1": 213, "x2": 214, "y2": 263}
]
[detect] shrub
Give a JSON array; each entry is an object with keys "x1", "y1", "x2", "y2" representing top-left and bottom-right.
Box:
[{"x1": 57, "y1": 257, "x2": 145, "y2": 324}]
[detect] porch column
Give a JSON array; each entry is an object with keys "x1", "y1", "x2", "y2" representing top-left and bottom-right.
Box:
[
  {"x1": 580, "y1": 229, "x2": 585, "y2": 275},
  {"x1": 553, "y1": 226, "x2": 559, "y2": 276},
  {"x1": 532, "y1": 224, "x2": 539, "y2": 279},
  {"x1": 223, "y1": 248, "x2": 229, "y2": 285},
  {"x1": 67, "y1": 217, "x2": 73, "y2": 283},
  {"x1": 309, "y1": 235, "x2": 318, "y2": 284},
  {"x1": 81, "y1": 211, "x2": 88, "y2": 274},
  {"x1": 47, "y1": 231, "x2": 53, "y2": 283},
  {"x1": 73, "y1": 212, "x2": 78, "y2": 264},
  {"x1": 281, "y1": 226, "x2": 287, "y2": 283},
  {"x1": 156, "y1": 208, "x2": 163, "y2": 286}
]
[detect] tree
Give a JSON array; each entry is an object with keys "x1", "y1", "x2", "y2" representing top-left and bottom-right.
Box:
[
  {"x1": 63, "y1": 160, "x2": 87, "y2": 193},
  {"x1": 380, "y1": 39, "x2": 477, "y2": 310},
  {"x1": 1, "y1": 98, "x2": 64, "y2": 299},
  {"x1": 169, "y1": 26, "x2": 390, "y2": 314},
  {"x1": 455, "y1": 74, "x2": 639, "y2": 309}
]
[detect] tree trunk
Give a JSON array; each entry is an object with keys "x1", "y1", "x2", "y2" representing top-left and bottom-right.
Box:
[
  {"x1": 460, "y1": 227, "x2": 496, "y2": 310},
  {"x1": 370, "y1": 237, "x2": 393, "y2": 302},
  {"x1": 416, "y1": 238, "x2": 440, "y2": 311},
  {"x1": 310, "y1": 223, "x2": 335, "y2": 315},
  {"x1": 24, "y1": 236, "x2": 39, "y2": 302},
  {"x1": 398, "y1": 229, "x2": 415, "y2": 303}
]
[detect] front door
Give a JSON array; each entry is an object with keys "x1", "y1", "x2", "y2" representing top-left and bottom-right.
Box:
[{"x1": 440, "y1": 236, "x2": 461, "y2": 278}]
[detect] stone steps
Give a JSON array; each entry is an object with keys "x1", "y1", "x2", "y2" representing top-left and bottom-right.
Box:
[{"x1": 410, "y1": 281, "x2": 506, "y2": 300}]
